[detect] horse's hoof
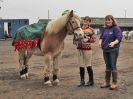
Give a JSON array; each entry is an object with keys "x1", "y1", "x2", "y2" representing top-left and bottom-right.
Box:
[
  {"x1": 20, "y1": 74, "x2": 26, "y2": 80},
  {"x1": 44, "y1": 80, "x2": 52, "y2": 86},
  {"x1": 25, "y1": 73, "x2": 29, "y2": 79},
  {"x1": 52, "y1": 79, "x2": 60, "y2": 86}
]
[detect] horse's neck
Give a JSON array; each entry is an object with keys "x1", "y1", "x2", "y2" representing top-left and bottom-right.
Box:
[
  {"x1": 57, "y1": 28, "x2": 68, "y2": 41},
  {"x1": 47, "y1": 28, "x2": 67, "y2": 41},
  {"x1": 41, "y1": 28, "x2": 67, "y2": 52}
]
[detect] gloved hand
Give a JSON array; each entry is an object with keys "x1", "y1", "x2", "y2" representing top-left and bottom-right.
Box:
[{"x1": 83, "y1": 38, "x2": 88, "y2": 42}]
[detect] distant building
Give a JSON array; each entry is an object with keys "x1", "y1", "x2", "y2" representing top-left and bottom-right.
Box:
[
  {"x1": 38, "y1": 19, "x2": 51, "y2": 24},
  {"x1": 0, "y1": 19, "x2": 29, "y2": 39},
  {"x1": 38, "y1": 17, "x2": 133, "y2": 34},
  {"x1": 90, "y1": 17, "x2": 133, "y2": 34}
]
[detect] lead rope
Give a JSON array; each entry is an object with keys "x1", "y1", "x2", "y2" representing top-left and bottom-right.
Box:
[{"x1": 73, "y1": 34, "x2": 83, "y2": 56}]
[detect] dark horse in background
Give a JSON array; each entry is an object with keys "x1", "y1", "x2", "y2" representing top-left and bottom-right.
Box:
[{"x1": 12, "y1": 10, "x2": 84, "y2": 86}]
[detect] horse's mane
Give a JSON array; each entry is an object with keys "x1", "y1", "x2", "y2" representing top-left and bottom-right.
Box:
[{"x1": 46, "y1": 11, "x2": 81, "y2": 34}]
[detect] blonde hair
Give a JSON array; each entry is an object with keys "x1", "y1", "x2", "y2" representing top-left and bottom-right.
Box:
[{"x1": 105, "y1": 15, "x2": 117, "y2": 26}]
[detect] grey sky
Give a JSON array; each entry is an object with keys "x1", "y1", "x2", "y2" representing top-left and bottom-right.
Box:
[{"x1": 0, "y1": 0, "x2": 132, "y2": 23}]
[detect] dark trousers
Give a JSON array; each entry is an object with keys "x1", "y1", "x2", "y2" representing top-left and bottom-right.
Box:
[{"x1": 103, "y1": 48, "x2": 119, "y2": 70}]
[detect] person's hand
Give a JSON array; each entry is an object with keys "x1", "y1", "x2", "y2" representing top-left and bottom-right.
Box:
[
  {"x1": 79, "y1": 35, "x2": 84, "y2": 39},
  {"x1": 98, "y1": 40, "x2": 102, "y2": 48},
  {"x1": 83, "y1": 38, "x2": 88, "y2": 42},
  {"x1": 109, "y1": 42, "x2": 115, "y2": 47}
]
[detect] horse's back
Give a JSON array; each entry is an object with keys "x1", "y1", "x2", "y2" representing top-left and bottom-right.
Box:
[{"x1": 14, "y1": 23, "x2": 48, "y2": 40}]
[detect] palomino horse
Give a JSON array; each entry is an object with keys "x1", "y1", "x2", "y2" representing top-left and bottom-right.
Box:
[{"x1": 13, "y1": 10, "x2": 84, "y2": 86}]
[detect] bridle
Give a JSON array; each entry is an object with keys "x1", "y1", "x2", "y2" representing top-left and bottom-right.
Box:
[
  {"x1": 67, "y1": 20, "x2": 84, "y2": 46},
  {"x1": 67, "y1": 21, "x2": 81, "y2": 32}
]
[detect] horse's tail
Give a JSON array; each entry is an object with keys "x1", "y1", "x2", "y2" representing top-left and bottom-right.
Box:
[
  {"x1": 12, "y1": 31, "x2": 18, "y2": 46},
  {"x1": 12, "y1": 40, "x2": 15, "y2": 46},
  {"x1": 37, "y1": 39, "x2": 41, "y2": 51}
]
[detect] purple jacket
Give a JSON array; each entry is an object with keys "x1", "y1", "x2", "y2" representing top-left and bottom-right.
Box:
[{"x1": 100, "y1": 25, "x2": 122, "y2": 50}]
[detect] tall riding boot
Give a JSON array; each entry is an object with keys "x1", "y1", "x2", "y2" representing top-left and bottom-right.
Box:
[
  {"x1": 110, "y1": 70, "x2": 118, "y2": 90},
  {"x1": 86, "y1": 66, "x2": 94, "y2": 86},
  {"x1": 101, "y1": 70, "x2": 111, "y2": 88},
  {"x1": 77, "y1": 67, "x2": 85, "y2": 87}
]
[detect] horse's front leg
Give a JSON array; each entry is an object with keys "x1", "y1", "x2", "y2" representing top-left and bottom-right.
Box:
[
  {"x1": 43, "y1": 53, "x2": 52, "y2": 86},
  {"x1": 52, "y1": 52, "x2": 61, "y2": 86}
]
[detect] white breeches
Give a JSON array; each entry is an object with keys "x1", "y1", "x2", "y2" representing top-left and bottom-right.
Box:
[{"x1": 77, "y1": 50, "x2": 92, "y2": 67}]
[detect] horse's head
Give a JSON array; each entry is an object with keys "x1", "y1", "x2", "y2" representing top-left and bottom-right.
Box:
[
  {"x1": 45, "y1": 10, "x2": 84, "y2": 39},
  {"x1": 65, "y1": 10, "x2": 84, "y2": 39}
]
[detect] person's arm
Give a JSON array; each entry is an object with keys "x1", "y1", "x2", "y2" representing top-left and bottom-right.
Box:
[
  {"x1": 83, "y1": 29, "x2": 96, "y2": 43},
  {"x1": 109, "y1": 26, "x2": 122, "y2": 47},
  {"x1": 98, "y1": 28, "x2": 104, "y2": 48},
  {"x1": 109, "y1": 39, "x2": 119, "y2": 47},
  {"x1": 99, "y1": 39, "x2": 102, "y2": 48},
  {"x1": 114, "y1": 26, "x2": 122, "y2": 42}
]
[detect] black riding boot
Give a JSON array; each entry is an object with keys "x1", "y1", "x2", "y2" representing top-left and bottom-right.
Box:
[
  {"x1": 77, "y1": 67, "x2": 85, "y2": 87},
  {"x1": 86, "y1": 66, "x2": 94, "y2": 86}
]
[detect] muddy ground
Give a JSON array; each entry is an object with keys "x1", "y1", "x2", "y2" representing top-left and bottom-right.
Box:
[{"x1": 0, "y1": 35, "x2": 133, "y2": 99}]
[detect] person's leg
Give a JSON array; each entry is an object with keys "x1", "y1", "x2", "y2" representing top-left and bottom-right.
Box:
[
  {"x1": 109, "y1": 49, "x2": 119, "y2": 70},
  {"x1": 86, "y1": 66, "x2": 94, "y2": 86},
  {"x1": 84, "y1": 50, "x2": 94, "y2": 86},
  {"x1": 100, "y1": 70, "x2": 111, "y2": 88},
  {"x1": 109, "y1": 49, "x2": 119, "y2": 90},
  {"x1": 101, "y1": 51, "x2": 111, "y2": 88},
  {"x1": 77, "y1": 50, "x2": 85, "y2": 87},
  {"x1": 110, "y1": 70, "x2": 118, "y2": 90},
  {"x1": 103, "y1": 51, "x2": 111, "y2": 70}
]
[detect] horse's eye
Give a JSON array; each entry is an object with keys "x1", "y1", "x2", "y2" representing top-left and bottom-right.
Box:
[{"x1": 71, "y1": 21, "x2": 75, "y2": 23}]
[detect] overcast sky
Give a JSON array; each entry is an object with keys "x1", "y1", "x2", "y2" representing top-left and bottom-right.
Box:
[{"x1": 0, "y1": 0, "x2": 133, "y2": 23}]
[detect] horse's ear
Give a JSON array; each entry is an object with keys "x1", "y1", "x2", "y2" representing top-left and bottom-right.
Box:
[{"x1": 69, "y1": 10, "x2": 73, "y2": 17}]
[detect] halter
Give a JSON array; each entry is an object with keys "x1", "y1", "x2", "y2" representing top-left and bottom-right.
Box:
[
  {"x1": 68, "y1": 21, "x2": 81, "y2": 32},
  {"x1": 66, "y1": 17, "x2": 84, "y2": 48},
  {"x1": 67, "y1": 20, "x2": 83, "y2": 46}
]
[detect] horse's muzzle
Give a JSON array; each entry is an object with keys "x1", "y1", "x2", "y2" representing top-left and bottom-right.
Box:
[
  {"x1": 74, "y1": 33, "x2": 84, "y2": 40},
  {"x1": 74, "y1": 34, "x2": 83, "y2": 40},
  {"x1": 73, "y1": 28, "x2": 84, "y2": 38}
]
